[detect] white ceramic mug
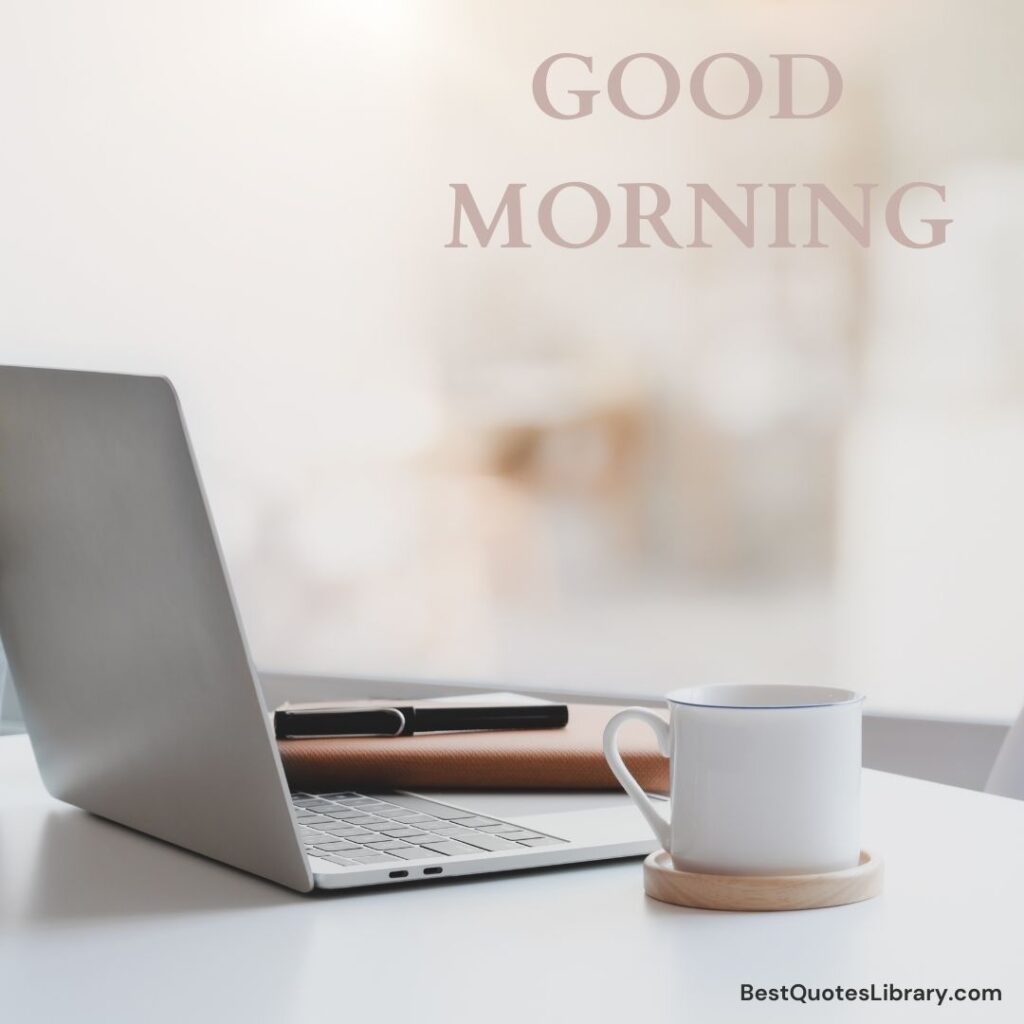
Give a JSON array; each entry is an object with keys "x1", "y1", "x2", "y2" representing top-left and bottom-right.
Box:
[{"x1": 603, "y1": 684, "x2": 863, "y2": 876}]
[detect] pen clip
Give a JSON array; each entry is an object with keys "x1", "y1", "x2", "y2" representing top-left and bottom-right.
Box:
[{"x1": 370, "y1": 707, "x2": 407, "y2": 737}]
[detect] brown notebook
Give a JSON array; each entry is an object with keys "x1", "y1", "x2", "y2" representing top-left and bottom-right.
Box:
[{"x1": 278, "y1": 703, "x2": 669, "y2": 794}]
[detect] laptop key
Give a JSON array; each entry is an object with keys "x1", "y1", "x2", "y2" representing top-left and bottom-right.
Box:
[
  {"x1": 323, "y1": 855, "x2": 360, "y2": 866},
  {"x1": 517, "y1": 837, "x2": 562, "y2": 847},
  {"x1": 419, "y1": 840, "x2": 481, "y2": 857},
  {"x1": 342, "y1": 815, "x2": 390, "y2": 826},
  {"x1": 447, "y1": 816, "x2": 500, "y2": 828},
  {"x1": 315, "y1": 839, "x2": 360, "y2": 851},
  {"x1": 476, "y1": 824, "x2": 520, "y2": 833},
  {"x1": 299, "y1": 815, "x2": 335, "y2": 825},
  {"x1": 363, "y1": 839, "x2": 414, "y2": 851},
  {"x1": 378, "y1": 827, "x2": 433, "y2": 839},
  {"x1": 444, "y1": 831, "x2": 520, "y2": 851},
  {"x1": 498, "y1": 830, "x2": 545, "y2": 841},
  {"x1": 386, "y1": 798, "x2": 470, "y2": 820},
  {"x1": 311, "y1": 827, "x2": 376, "y2": 840},
  {"x1": 395, "y1": 814, "x2": 442, "y2": 825},
  {"x1": 347, "y1": 852, "x2": 400, "y2": 863}
]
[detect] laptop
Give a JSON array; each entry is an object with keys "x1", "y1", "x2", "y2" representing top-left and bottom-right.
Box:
[{"x1": 0, "y1": 366, "x2": 656, "y2": 891}]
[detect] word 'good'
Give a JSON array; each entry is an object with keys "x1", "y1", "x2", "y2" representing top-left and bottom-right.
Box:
[{"x1": 532, "y1": 53, "x2": 842, "y2": 120}]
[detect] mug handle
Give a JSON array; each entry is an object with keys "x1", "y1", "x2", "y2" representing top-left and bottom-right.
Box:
[{"x1": 602, "y1": 708, "x2": 672, "y2": 850}]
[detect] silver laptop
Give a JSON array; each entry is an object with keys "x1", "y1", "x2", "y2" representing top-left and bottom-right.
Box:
[{"x1": 0, "y1": 366, "x2": 655, "y2": 892}]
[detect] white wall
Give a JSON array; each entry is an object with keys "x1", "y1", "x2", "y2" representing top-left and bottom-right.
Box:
[{"x1": 3, "y1": 2, "x2": 1024, "y2": 720}]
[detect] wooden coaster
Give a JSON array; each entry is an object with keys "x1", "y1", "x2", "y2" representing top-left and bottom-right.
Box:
[{"x1": 644, "y1": 849, "x2": 883, "y2": 912}]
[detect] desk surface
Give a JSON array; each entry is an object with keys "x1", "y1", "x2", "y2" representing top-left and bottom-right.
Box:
[{"x1": 1, "y1": 733, "x2": 1021, "y2": 1023}]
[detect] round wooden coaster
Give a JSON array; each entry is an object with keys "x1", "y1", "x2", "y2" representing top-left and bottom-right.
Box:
[{"x1": 644, "y1": 849, "x2": 883, "y2": 912}]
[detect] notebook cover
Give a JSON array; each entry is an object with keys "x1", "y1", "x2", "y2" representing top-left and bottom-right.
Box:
[{"x1": 277, "y1": 703, "x2": 669, "y2": 793}]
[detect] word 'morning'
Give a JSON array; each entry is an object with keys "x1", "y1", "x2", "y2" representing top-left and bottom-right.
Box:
[{"x1": 445, "y1": 182, "x2": 951, "y2": 250}]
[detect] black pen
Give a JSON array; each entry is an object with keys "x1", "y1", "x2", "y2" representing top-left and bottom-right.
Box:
[{"x1": 274, "y1": 702, "x2": 569, "y2": 740}]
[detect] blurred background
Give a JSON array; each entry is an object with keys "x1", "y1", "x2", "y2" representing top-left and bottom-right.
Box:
[{"x1": 2, "y1": 0, "x2": 1024, "y2": 728}]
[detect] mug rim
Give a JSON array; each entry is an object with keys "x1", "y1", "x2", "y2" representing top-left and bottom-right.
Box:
[{"x1": 666, "y1": 684, "x2": 863, "y2": 710}]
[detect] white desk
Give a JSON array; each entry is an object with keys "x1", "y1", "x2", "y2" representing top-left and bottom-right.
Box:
[{"x1": 0, "y1": 733, "x2": 1021, "y2": 1023}]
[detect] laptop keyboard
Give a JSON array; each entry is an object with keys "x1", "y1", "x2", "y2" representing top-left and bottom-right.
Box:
[{"x1": 292, "y1": 791, "x2": 567, "y2": 868}]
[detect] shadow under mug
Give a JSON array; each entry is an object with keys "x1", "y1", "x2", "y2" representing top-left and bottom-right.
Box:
[{"x1": 603, "y1": 684, "x2": 863, "y2": 876}]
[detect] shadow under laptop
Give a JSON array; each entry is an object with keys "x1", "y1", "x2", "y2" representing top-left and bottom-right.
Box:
[{"x1": 23, "y1": 809, "x2": 298, "y2": 922}]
